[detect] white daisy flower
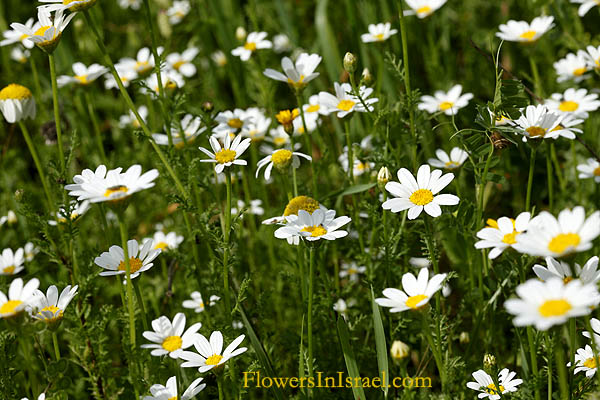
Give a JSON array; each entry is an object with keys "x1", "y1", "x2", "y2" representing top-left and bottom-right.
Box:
[
  {"x1": 167, "y1": 0, "x2": 191, "y2": 25},
  {"x1": 243, "y1": 108, "x2": 271, "y2": 141},
  {"x1": 214, "y1": 108, "x2": 254, "y2": 135},
  {"x1": 21, "y1": 394, "x2": 45, "y2": 400},
  {"x1": 427, "y1": 148, "x2": 469, "y2": 169},
  {"x1": 339, "y1": 262, "x2": 366, "y2": 282},
  {"x1": 475, "y1": 212, "x2": 531, "y2": 259},
  {"x1": 554, "y1": 51, "x2": 591, "y2": 83},
  {"x1": 24, "y1": 242, "x2": 39, "y2": 262},
  {"x1": 166, "y1": 47, "x2": 199, "y2": 77},
  {"x1": 504, "y1": 277, "x2": 600, "y2": 330},
  {"x1": 0, "y1": 210, "x2": 17, "y2": 226},
  {"x1": 118, "y1": 0, "x2": 142, "y2": 9},
  {"x1": 105, "y1": 63, "x2": 139, "y2": 90},
  {"x1": 548, "y1": 113, "x2": 583, "y2": 138},
  {"x1": 568, "y1": 345, "x2": 599, "y2": 378},
  {"x1": 31, "y1": 285, "x2": 78, "y2": 323},
  {"x1": 584, "y1": 45, "x2": 600, "y2": 69},
  {"x1": 0, "y1": 83, "x2": 36, "y2": 123},
  {"x1": 231, "y1": 31, "x2": 272, "y2": 61},
  {"x1": 338, "y1": 152, "x2": 374, "y2": 177},
  {"x1": 533, "y1": 256, "x2": 600, "y2": 285},
  {"x1": 404, "y1": 0, "x2": 448, "y2": 18},
  {"x1": 375, "y1": 268, "x2": 447, "y2": 312},
  {"x1": 272, "y1": 33, "x2": 291, "y2": 53},
  {"x1": 545, "y1": 88, "x2": 600, "y2": 119},
  {"x1": 496, "y1": 16, "x2": 555, "y2": 42},
  {"x1": 274, "y1": 208, "x2": 352, "y2": 242},
  {"x1": 48, "y1": 200, "x2": 90, "y2": 226},
  {"x1": 143, "y1": 376, "x2": 205, "y2": 400},
  {"x1": 318, "y1": 82, "x2": 378, "y2": 118},
  {"x1": 361, "y1": 23, "x2": 398, "y2": 43},
  {"x1": 333, "y1": 298, "x2": 356, "y2": 316},
  {"x1": 582, "y1": 317, "x2": 600, "y2": 343},
  {"x1": 293, "y1": 111, "x2": 319, "y2": 135},
  {"x1": 571, "y1": 0, "x2": 600, "y2": 16},
  {"x1": 57, "y1": 62, "x2": 108, "y2": 87},
  {"x1": 513, "y1": 207, "x2": 600, "y2": 258},
  {"x1": 466, "y1": 368, "x2": 523, "y2": 399},
  {"x1": 94, "y1": 239, "x2": 161, "y2": 279},
  {"x1": 198, "y1": 133, "x2": 251, "y2": 174},
  {"x1": 488, "y1": 108, "x2": 513, "y2": 126},
  {"x1": 1, "y1": 18, "x2": 37, "y2": 48},
  {"x1": 418, "y1": 84, "x2": 473, "y2": 116},
  {"x1": 180, "y1": 331, "x2": 248, "y2": 372},
  {"x1": 10, "y1": 47, "x2": 31, "y2": 64},
  {"x1": 263, "y1": 52, "x2": 321, "y2": 90},
  {"x1": 577, "y1": 158, "x2": 600, "y2": 183},
  {"x1": 262, "y1": 196, "x2": 327, "y2": 245},
  {"x1": 145, "y1": 231, "x2": 184, "y2": 251},
  {"x1": 141, "y1": 313, "x2": 201, "y2": 358},
  {"x1": 182, "y1": 291, "x2": 220, "y2": 313},
  {"x1": 119, "y1": 105, "x2": 148, "y2": 128},
  {"x1": 409, "y1": 257, "x2": 431, "y2": 268},
  {"x1": 510, "y1": 105, "x2": 568, "y2": 140},
  {"x1": 119, "y1": 47, "x2": 163, "y2": 75},
  {"x1": 11, "y1": 8, "x2": 75, "y2": 53},
  {"x1": 231, "y1": 199, "x2": 265, "y2": 216},
  {"x1": 65, "y1": 164, "x2": 159, "y2": 203},
  {"x1": 256, "y1": 148, "x2": 311, "y2": 180},
  {"x1": 143, "y1": 70, "x2": 185, "y2": 97},
  {"x1": 382, "y1": 164, "x2": 460, "y2": 220},
  {"x1": 153, "y1": 114, "x2": 205, "y2": 147},
  {"x1": 0, "y1": 277, "x2": 40, "y2": 318},
  {"x1": 38, "y1": 0, "x2": 97, "y2": 12},
  {"x1": 211, "y1": 50, "x2": 227, "y2": 67},
  {"x1": 0, "y1": 248, "x2": 25, "y2": 276}
]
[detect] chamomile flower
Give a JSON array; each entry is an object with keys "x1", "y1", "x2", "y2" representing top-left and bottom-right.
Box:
[
  {"x1": 404, "y1": 0, "x2": 448, "y2": 18},
  {"x1": 119, "y1": 47, "x2": 163, "y2": 75},
  {"x1": 318, "y1": 82, "x2": 378, "y2": 118},
  {"x1": 105, "y1": 64, "x2": 138, "y2": 89},
  {"x1": 0, "y1": 248, "x2": 25, "y2": 276},
  {"x1": 0, "y1": 277, "x2": 40, "y2": 318},
  {"x1": 198, "y1": 133, "x2": 251, "y2": 174},
  {"x1": 339, "y1": 262, "x2": 366, "y2": 283},
  {"x1": 505, "y1": 277, "x2": 599, "y2": 330},
  {"x1": 293, "y1": 111, "x2": 319, "y2": 134},
  {"x1": 263, "y1": 196, "x2": 327, "y2": 246},
  {"x1": 256, "y1": 149, "x2": 312, "y2": 180},
  {"x1": 338, "y1": 152, "x2": 374, "y2": 177},
  {"x1": 584, "y1": 45, "x2": 600, "y2": 69},
  {"x1": 48, "y1": 200, "x2": 90, "y2": 226},
  {"x1": 243, "y1": 108, "x2": 271, "y2": 141},
  {"x1": 532, "y1": 256, "x2": 600, "y2": 285},
  {"x1": 0, "y1": 83, "x2": 36, "y2": 123},
  {"x1": 466, "y1": 369, "x2": 523, "y2": 399},
  {"x1": 554, "y1": 51, "x2": 591, "y2": 83},
  {"x1": 214, "y1": 109, "x2": 253, "y2": 135},
  {"x1": 577, "y1": 158, "x2": 600, "y2": 183},
  {"x1": 568, "y1": 345, "x2": 599, "y2": 378},
  {"x1": 10, "y1": 47, "x2": 30, "y2": 64},
  {"x1": 1, "y1": 18, "x2": 37, "y2": 48},
  {"x1": 21, "y1": 394, "x2": 45, "y2": 400},
  {"x1": 57, "y1": 62, "x2": 108, "y2": 87},
  {"x1": 31, "y1": 285, "x2": 78, "y2": 323},
  {"x1": 231, "y1": 200, "x2": 265, "y2": 216},
  {"x1": 513, "y1": 207, "x2": 600, "y2": 257},
  {"x1": 94, "y1": 239, "x2": 161, "y2": 279},
  {"x1": 545, "y1": 88, "x2": 600, "y2": 119},
  {"x1": 496, "y1": 16, "x2": 555, "y2": 43},
  {"x1": 375, "y1": 268, "x2": 447, "y2": 312},
  {"x1": 141, "y1": 313, "x2": 201, "y2": 358},
  {"x1": 0, "y1": 210, "x2": 17, "y2": 226},
  {"x1": 510, "y1": 105, "x2": 567, "y2": 140},
  {"x1": 152, "y1": 114, "x2": 206, "y2": 147},
  {"x1": 65, "y1": 164, "x2": 159, "y2": 203},
  {"x1": 232, "y1": 31, "x2": 272, "y2": 61},
  {"x1": 333, "y1": 298, "x2": 355, "y2": 316},
  {"x1": 11, "y1": 8, "x2": 75, "y2": 53},
  {"x1": 167, "y1": 1, "x2": 191, "y2": 25},
  {"x1": 143, "y1": 376, "x2": 205, "y2": 400},
  {"x1": 119, "y1": 105, "x2": 148, "y2": 128},
  {"x1": 166, "y1": 47, "x2": 199, "y2": 77},
  {"x1": 268, "y1": 127, "x2": 292, "y2": 147},
  {"x1": 24, "y1": 243, "x2": 38, "y2": 262},
  {"x1": 427, "y1": 148, "x2": 468, "y2": 169},
  {"x1": 182, "y1": 292, "x2": 220, "y2": 313},
  {"x1": 274, "y1": 208, "x2": 352, "y2": 242},
  {"x1": 582, "y1": 317, "x2": 600, "y2": 343},
  {"x1": 211, "y1": 50, "x2": 227, "y2": 67},
  {"x1": 361, "y1": 23, "x2": 398, "y2": 43},
  {"x1": 273, "y1": 33, "x2": 291, "y2": 53},
  {"x1": 180, "y1": 331, "x2": 248, "y2": 372},
  {"x1": 143, "y1": 70, "x2": 185, "y2": 97},
  {"x1": 382, "y1": 164, "x2": 460, "y2": 220},
  {"x1": 548, "y1": 113, "x2": 583, "y2": 138},
  {"x1": 418, "y1": 84, "x2": 473, "y2": 116},
  {"x1": 118, "y1": 0, "x2": 142, "y2": 9},
  {"x1": 263, "y1": 52, "x2": 321, "y2": 90},
  {"x1": 475, "y1": 212, "x2": 531, "y2": 259},
  {"x1": 570, "y1": 0, "x2": 600, "y2": 16},
  {"x1": 145, "y1": 231, "x2": 184, "y2": 251}
]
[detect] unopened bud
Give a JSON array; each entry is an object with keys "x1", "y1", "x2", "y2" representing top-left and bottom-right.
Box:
[
  {"x1": 235, "y1": 26, "x2": 247, "y2": 41},
  {"x1": 377, "y1": 166, "x2": 391, "y2": 190},
  {"x1": 361, "y1": 68, "x2": 373, "y2": 85},
  {"x1": 459, "y1": 331, "x2": 470, "y2": 344},
  {"x1": 202, "y1": 101, "x2": 214, "y2": 112},
  {"x1": 390, "y1": 340, "x2": 410, "y2": 362},
  {"x1": 483, "y1": 354, "x2": 496, "y2": 373},
  {"x1": 343, "y1": 52, "x2": 357, "y2": 73}
]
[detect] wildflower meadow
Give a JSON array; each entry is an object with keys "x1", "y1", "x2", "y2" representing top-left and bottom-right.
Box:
[{"x1": 2, "y1": 0, "x2": 600, "y2": 399}]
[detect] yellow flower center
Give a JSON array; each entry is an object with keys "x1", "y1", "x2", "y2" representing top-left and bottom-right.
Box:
[
  {"x1": 573, "y1": 67, "x2": 587, "y2": 76},
  {"x1": 172, "y1": 60, "x2": 185, "y2": 70},
  {"x1": 0, "y1": 300, "x2": 23, "y2": 315},
  {"x1": 439, "y1": 101, "x2": 454, "y2": 111},
  {"x1": 584, "y1": 357, "x2": 598, "y2": 369},
  {"x1": 306, "y1": 104, "x2": 320, "y2": 113},
  {"x1": 0, "y1": 84, "x2": 33, "y2": 100},
  {"x1": 117, "y1": 257, "x2": 143, "y2": 273},
  {"x1": 538, "y1": 299, "x2": 572, "y2": 317},
  {"x1": 547, "y1": 233, "x2": 581, "y2": 254},
  {"x1": 287, "y1": 75, "x2": 305, "y2": 87},
  {"x1": 276, "y1": 109, "x2": 299, "y2": 125},
  {"x1": 155, "y1": 242, "x2": 169, "y2": 250},
  {"x1": 550, "y1": 124, "x2": 564, "y2": 132},
  {"x1": 519, "y1": 30, "x2": 537, "y2": 41},
  {"x1": 227, "y1": 118, "x2": 243, "y2": 129},
  {"x1": 168, "y1": 397, "x2": 177, "y2": 400},
  {"x1": 215, "y1": 149, "x2": 237, "y2": 164},
  {"x1": 485, "y1": 383, "x2": 505, "y2": 394},
  {"x1": 526, "y1": 126, "x2": 546, "y2": 138},
  {"x1": 416, "y1": 6, "x2": 432, "y2": 15},
  {"x1": 34, "y1": 25, "x2": 53, "y2": 37},
  {"x1": 406, "y1": 294, "x2": 428, "y2": 309},
  {"x1": 272, "y1": 149, "x2": 293, "y2": 166},
  {"x1": 593, "y1": 167, "x2": 600, "y2": 176},
  {"x1": 162, "y1": 335, "x2": 183, "y2": 352},
  {"x1": 135, "y1": 61, "x2": 151, "y2": 73},
  {"x1": 559, "y1": 101, "x2": 579, "y2": 112},
  {"x1": 206, "y1": 354, "x2": 224, "y2": 365},
  {"x1": 347, "y1": 268, "x2": 358, "y2": 275},
  {"x1": 2, "y1": 266, "x2": 15, "y2": 274},
  {"x1": 502, "y1": 231, "x2": 518, "y2": 245},
  {"x1": 104, "y1": 185, "x2": 129, "y2": 198},
  {"x1": 301, "y1": 225, "x2": 328, "y2": 237},
  {"x1": 74, "y1": 75, "x2": 89, "y2": 84},
  {"x1": 38, "y1": 305, "x2": 63, "y2": 321},
  {"x1": 409, "y1": 189, "x2": 434, "y2": 206},
  {"x1": 283, "y1": 196, "x2": 320, "y2": 216},
  {"x1": 563, "y1": 276, "x2": 573, "y2": 284},
  {"x1": 337, "y1": 99, "x2": 356, "y2": 112},
  {"x1": 244, "y1": 42, "x2": 257, "y2": 51},
  {"x1": 374, "y1": 33, "x2": 385, "y2": 40},
  {"x1": 486, "y1": 219, "x2": 499, "y2": 229},
  {"x1": 444, "y1": 161, "x2": 459, "y2": 168},
  {"x1": 274, "y1": 137, "x2": 287, "y2": 146}
]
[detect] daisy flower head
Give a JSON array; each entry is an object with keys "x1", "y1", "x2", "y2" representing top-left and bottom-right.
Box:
[
  {"x1": 11, "y1": 8, "x2": 75, "y2": 54},
  {"x1": 256, "y1": 148, "x2": 312, "y2": 180},
  {"x1": 57, "y1": 62, "x2": 108, "y2": 87},
  {"x1": 141, "y1": 313, "x2": 201, "y2": 358},
  {"x1": 182, "y1": 291, "x2": 220, "y2": 313},
  {"x1": 262, "y1": 195, "x2": 327, "y2": 245},
  {"x1": 504, "y1": 277, "x2": 600, "y2": 330},
  {"x1": 167, "y1": 0, "x2": 191, "y2": 25},
  {"x1": 145, "y1": 231, "x2": 184, "y2": 251},
  {"x1": 293, "y1": 111, "x2": 319, "y2": 135},
  {"x1": 554, "y1": 51, "x2": 591, "y2": 83},
  {"x1": 0, "y1": 210, "x2": 17, "y2": 226},
  {"x1": 418, "y1": 84, "x2": 473, "y2": 116},
  {"x1": 274, "y1": 208, "x2": 352, "y2": 243},
  {"x1": 166, "y1": 47, "x2": 199, "y2": 77},
  {"x1": 533, "y1": 256, "x2": 600, "y2": 286},
  {"x1": 153, "y1": 114, "x2": 206, "y2": 148},
  {"x1": 382, "y1": 164, "x2": 460, "y2": 220},
  {"x1": 214, "y1": 108, "x2": 253, "y2": 135},
  {"x1": 466, "y1": 368, "x2": 523, "y2": 399},
  {"x1": 143, "y1": 376, "x2": 205, "y2": 400},
  {"x1": 513, "y1": 207, "x2": 600, "y2": 257},
  {"x1": 39, "y1": 0, "x2": 97, "y2": 12},
  {"x1": 569, "y1": 345, "x2": 599, "y2": 378},
  {"x1": 273, "y1": 33, "x2": 291, "y2": 53},
  {"x1": 232, "y1": 31, "x2": 272, "y2": 61},
  {"x1": 243, "y1": 108, "x2": 271, "y2": 142},
  {"x1": 571, "y1": 0, "x2": 600, "y2": 16},
  {"x1": 404, "y1": 0, "x2": 448, "y2": 18},
  {"x1": 118, "y1": 0, "x2": 142, "y2": 9},
  {"x1": 31, "y1": 284, "x2": 78, "y2": 324},
  {"x1": 375, "y1": 268, "x2": 447, "y2": 312},
  {"x1": 120, "y1": 47, "x2": 163, "y2": 76},
  {"x1": 231, "y1": 199, "x2": 265, "y2": 216},
  {"x1": 21, "y1": 394, "x2": 45, "y2": 400},
  {"x1": 105, "y1": 64, "x2": 138, "y2": 89},
  {"x1": 475, "y1": 212, "x2": 531, "y2": 259},
  {"x1": 585, "y1": 45, "x2": 600, "y2": 69},
  {"x1": 339, "y1": 262, "x2": 366, "y2": 283},
  {"x1": 65, "y1": 164, "x2": 159, "y2": 204},
  {"x1": 546, "y1": 88, "x2": 600, "y2": 119},
  {"x1": 577, "y1": 158, "x2": 600, "y2": 183},
  {"x1": 427, "y1": 148, "x2": 468, "y2": 170},
  {"x1": 0, "y1": 248, "x2": 25, "y2": 276},
  {"x1": 11, "y1": 47, "x2": 31, "y2": 64},
  {"x1": 496, "y1": 16, "x2": 555, "y2": 43},
  {"x1": 48, "y1": 200, "x2": 90, "y2": 226},
  {"x1": 0, "y1": 277, "x2": 40, "y2": 318},
  {"x1": 318, "y1": 82, "x2": 378, "y2": 118},
  {"x1": 211, "y1": 50, "x2": 227, "y2": 67},
  {"x1": 0, "y1": 83, "x2": 36, "y2": 123},
  {"x1": 94, "y1": 239, "x2": 161, "y2": 279},
  {"x1": 510, "y1": 104, "x2": 567, "y2": 141},
  {"x1": 180, "y1": 331, "x2": 248, "y2": 372},
  {"x1": 548, "y1": 113, "x2": 583, "y2": 139},
  {"x1": 338, "y1": 151, "x2": 374, "y2": 177},
  {"x1": 119, "y1": 105, "x2": 148, "y2": 128},
  {"x1": 263, "y1": 52, "x2": 322, "y2": 90},
  {"x1": 199, "y1": 133, "x2": 251, "y2": 174},
  {"x1": 361, "y1": 22, "x2": 398, "y2": 43},
  {"x1": 143, "y1": 69, "x2": 185, "y2": 97},
  {"x1": 1, "y1": 18, "x2": 37, "y2": 48},
  {"x1": 24, "y1": 242, "x2": 39, "y2": 262}
]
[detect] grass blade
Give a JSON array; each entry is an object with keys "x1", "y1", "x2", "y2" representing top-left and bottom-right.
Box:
[
  {"x1": 371, "y1": 286, "x2": 389, "y2": 398},
  {"x1": 337, "y1": 316, "x2": 367, "y2": 400}
]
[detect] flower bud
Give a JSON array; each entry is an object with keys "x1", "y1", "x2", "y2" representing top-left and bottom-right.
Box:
[
  {"x1": 390, "y1": 340, "x2": 410, "y2": 363},
  {"x1": 343, "y1": 52, "x2": 357, "y2": 73},
  {"x1": 459, "y1": 331, "x2": 470, "y2": 344},
  {"x1": 235, "y1": 26, "x2": 247, "y2": 41},
  {"x1": 202, "y1": 101, "x2": 214, "y2": 112},
  {"x1": 361, "y1": 68, "x2": 373, "y2": 85},
  {"x1": 377, "y1": 166, "x2": 391, "y2": 190},
  {"x1": 483, "y1": 354, "x2": 496, "y2": 373}
]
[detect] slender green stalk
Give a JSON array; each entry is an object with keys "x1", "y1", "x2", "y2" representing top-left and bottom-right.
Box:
[
  {"x1": 223, "y1": 170, "x2": 232, "y2": 317},
  {"x1": 529, "y1": 56, "x2": 542, "y2": 98},
  {"x1": 525, "y1": 147, "x2": 537, "y2": 212},
  {"x1": 48, "y1": 54, "x2": 65, "y2": 174},
  {"x1": 83, "y1": 90, "x2": 108, "y2": 164},
  {"x1": 476, "y1": 143, "x2": 494, "y2": 228},
  {"x1": 344, "y1": 120, "x2": 354, "y2": 182},
  {"x1": 118, "y1": 216, "x2": 136, "y2": 349},
  {"x1": 527, "y1": 327, "x2": 541, "y2": 400},
  {"x1": 553, "y1": 332, "x2": 568, "y2": 400},
  {"x1": 550, "y1": 143, "x2": 565, "y2": 192},
  {"x1": 421, "y1": 311, "x2": 446, "y2": 392},
  {"x1": 29, "y1": 55, "x2": 45, "y2": 117},
  {"x1": 133, "y1": 280, "x2": 149, "y2": 331},
  {"x1": 545, "y1": 333, "x2": 552, "y2": 400},
  {"x1": 218, "y1": 376, "x2": 224, "y2": 400},
  {"x1": 546, "y1": 143, "x2": 553, "y2": 212},
  {"x1": 307, "y1": 247, "x2": 316, "y2": 391},
  {"x1": 52, "y1": 332, "x2": 61, "y2": 361}
]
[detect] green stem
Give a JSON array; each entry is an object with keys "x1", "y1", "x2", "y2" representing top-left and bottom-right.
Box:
[
  {"x1": 477, "y1": 142, "x2": 494, "y2": 229},
  {"x1": 344, "y1": 120, "x2": 354, "y2": 182},
  {"x1": 133, "y1": 279, "x2": 149, "y2": 331},
  {"x1": 554, "y1": 332, "x2": 568, "y2": 400},
  {"x1": 546, "y1": 333, "x2": 552, "y2": 400},
  {"x1": 48, "y1": 53, "x2": 65, "y2": 174},
  {"x1": 546, "y1": 143, "x2": 553, "y2": 212},
  {"x1": 398, "y1": 0, "x2": 417, "y2": 170},
  {"x1": 550, "y1": 143, "x2": 565, "y2": 193},
  {"x1": 223, "y1": 170, "x2": 232, "y2": 317},
  {"x1": 307, "y1": 247, "x2": 315, "y2": 389},
  {"x1": 29, "y1": 55, "x2": 44, "y2": 117},
  {"x1": 525, "y1": 147, "x2": 537, "y2": 212},
  {"x1": 218, "y1": 376, "x2": 224, "y2": 400},
  {"x1": 529, "y1": 56, "x2": 542, "y2": 98},
  {"x1": 422, "y1": 311, "x2": 446, "y2": 392},
  {"x1": 83, "y1": 90, "x2": 108, "y2": 165},
  {"x1": 527, "y1": 326, "x2": 541, "y2": 400},
  {"x1": 118, "y1": 216, "x2": 136, "y2": 349},
  {"x1": 52, "y1": 331, "x2": 61, "y2": 361}
]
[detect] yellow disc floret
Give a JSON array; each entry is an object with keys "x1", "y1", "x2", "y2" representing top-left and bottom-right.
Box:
[
  {"x1": 301, "y1": 225, "x2": 328, "y2": 237},
  {"x1": 538, "y1": 299, "x2": 572, "y2": 317},
  {"x1": 0, "y1": 299, "x2": 23, "y2": 316},
  {"x1": 0, "y1": 84, "x2": 33, "y2": 100},
  {"x1": 559, "y1": 101, "x2": 579, "y2": 112},
  {"x1": 162, "y1": 335, "x2": 183, "y2": 352},
  {"x1": 526, "y1": 126, "x2": 546, "y2": 138},
  {"x1": 271, "y1": 149, "x2": 293, "y2": 167},
  {"x1": 215, "y1": 149, "x2": 237, "y2": 164},
  {"x1": 283, "y1": 196, "x2": 320, "y2": 216},
  {"x1": 337, "y1": 99, "x2": 355, "y2": 112},
  {"x1": 206, "y1": 354, "x2": 224, "y2": 365},
  {"x1": 406, "y1": 294, "x2": 428, "y2": 309},
  {"x1": 409, "y1": 189, "x2": 434, "y2": 206},
  {"x1": 547, "y1": 233, "x2": 581, "y2": 254},
  {"x1": 118, "y1": 257, "x2": 143, "y2": 273}
]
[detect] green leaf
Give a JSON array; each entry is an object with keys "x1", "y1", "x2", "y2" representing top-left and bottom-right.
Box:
[
  {"x1": 371, "y1": 286, "x2": 389, "y2": 398},
  {"x1": 315, "y1": 0, "x2": 343, "y2": 83},
  {"x1": 337, "y1": 317, "x2": 367, "y2": 400}
]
